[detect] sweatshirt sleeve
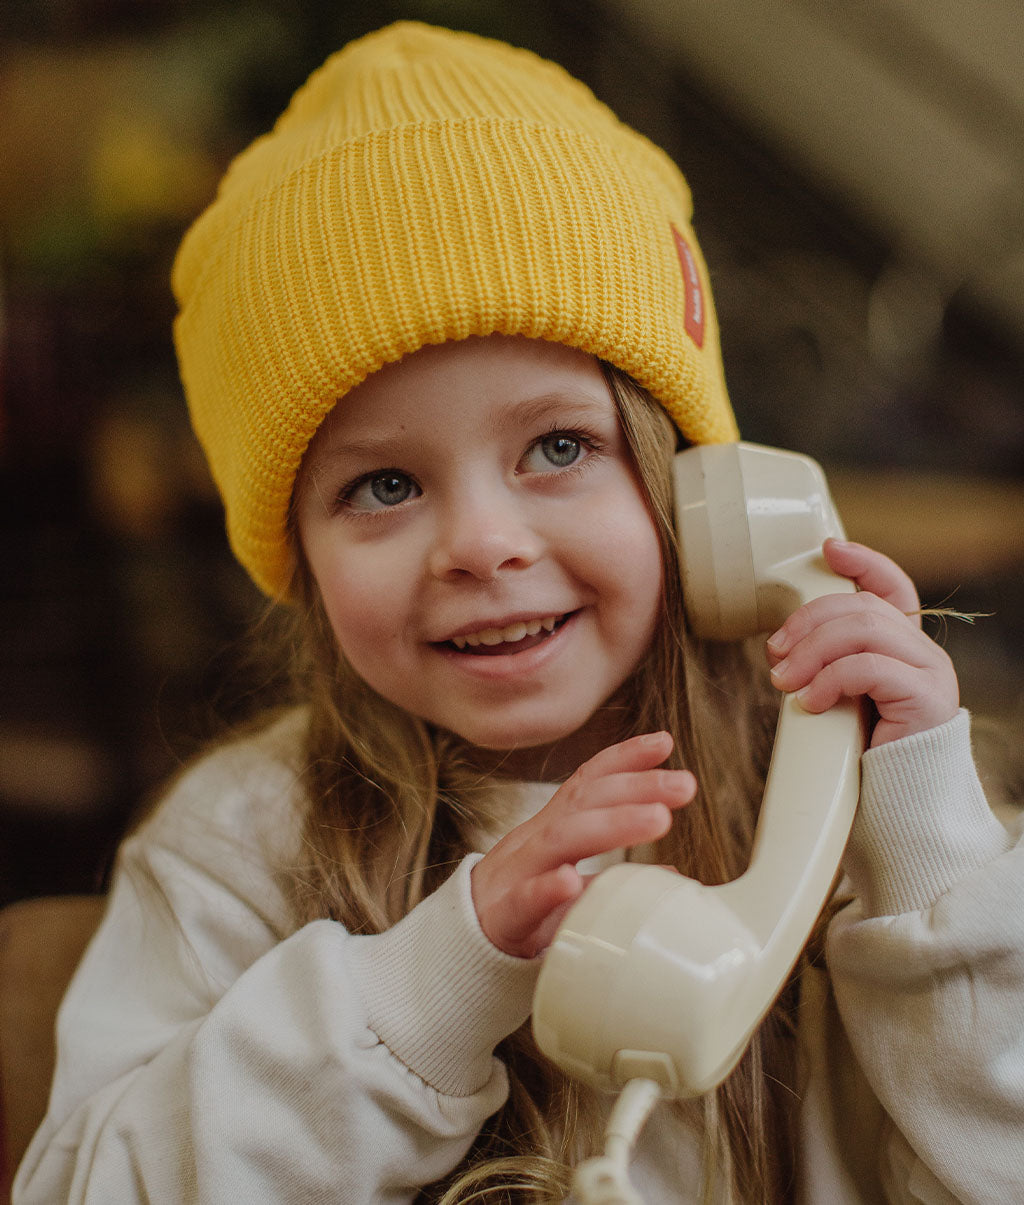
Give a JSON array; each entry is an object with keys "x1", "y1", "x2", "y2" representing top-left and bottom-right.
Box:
[
  {"x1": 827, "y1": 710, "x2": 1024, "y2": 1204},
  {"x1": 12, "y1": 725, "x2": 539, "y2": 1204}
]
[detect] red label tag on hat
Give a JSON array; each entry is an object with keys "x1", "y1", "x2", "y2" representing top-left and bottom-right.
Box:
[{"x1": 671, "y1": 224, "x2": 705, "y2": 349}]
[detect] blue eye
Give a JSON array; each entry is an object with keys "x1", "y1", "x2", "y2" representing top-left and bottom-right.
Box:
[
  {"x1": 523, "y1": 432, "x2": 585, "y2": 472},
  {"x1": 543, "y1": 434, "x2": 582, "y2": 466},
  {"x1": 344, "y1": 471, "x2": 419, "y2": 511}
]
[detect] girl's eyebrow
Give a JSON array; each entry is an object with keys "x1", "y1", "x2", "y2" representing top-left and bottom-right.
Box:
[
  {"x1": 312, "y1": 386, "x2": 615, "y2": 465},
  {"x1": 312, "y1": 432, "x2": 407, "y2": 464},
  {"x1": 495, "y1": 388, "x2": 615, "y2": 432}
]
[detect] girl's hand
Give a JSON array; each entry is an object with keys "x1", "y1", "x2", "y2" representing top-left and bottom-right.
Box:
[
  {"x1": 471, "y1": 732, "x2": 695, "y2": 959},
  {"x1": 766, "y1": 538, "x2": 960, "y2": 748}
]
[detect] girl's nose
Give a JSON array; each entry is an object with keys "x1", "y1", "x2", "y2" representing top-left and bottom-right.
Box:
[{"x1": 428, "y1": 492, "x2": 543, "y2": 581}]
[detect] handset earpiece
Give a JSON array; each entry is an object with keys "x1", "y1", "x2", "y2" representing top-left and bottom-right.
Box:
[
  {"x1": 673, "y1": 441, "x2": 850, "y2": 641},
  {"x1": 532, "y1": 442, "x2": 864, "y2": 1099}
]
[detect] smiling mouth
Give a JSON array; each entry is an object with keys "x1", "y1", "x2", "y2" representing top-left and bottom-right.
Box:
[{"x1": 441, "y1": 613, "x2": 573, "y2": 655}]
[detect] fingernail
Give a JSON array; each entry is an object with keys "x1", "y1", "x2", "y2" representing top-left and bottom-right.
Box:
[
  {"x1": 766, "y1": 629, "x2": 789, "y2": 654},
  {"x1": 769, "y1": 658, "x2": 789, "y2": 682},
  {"x1": 795, "y1": 686, "x2": 814, "y2": 708},
  {"x1": 640, "y1": 731, "x2": 669, "y2": 746}
]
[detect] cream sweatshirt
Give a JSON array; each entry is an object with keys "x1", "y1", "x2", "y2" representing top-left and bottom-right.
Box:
[{"x1": 13, "y1": 709, "x2": 1024, "y2": 1203}]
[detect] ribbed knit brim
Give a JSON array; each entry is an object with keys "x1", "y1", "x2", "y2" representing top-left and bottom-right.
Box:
[{"x1": 172, "y1": 21, "x2": 738, "y2": 597}]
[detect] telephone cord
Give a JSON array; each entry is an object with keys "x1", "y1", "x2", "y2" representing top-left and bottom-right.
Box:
[{"x1": 571, "y1": 1077, "x2": 662, "y2": 1205}]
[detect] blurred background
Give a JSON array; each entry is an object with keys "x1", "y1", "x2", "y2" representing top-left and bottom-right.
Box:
[{"x1": 1, "y1": 0, "x2": 1022, "y2": 907}]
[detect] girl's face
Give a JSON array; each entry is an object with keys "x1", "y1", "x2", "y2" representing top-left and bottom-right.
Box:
[{"x1": 294, "y1": 335, "x2": 663, "y2": 762}]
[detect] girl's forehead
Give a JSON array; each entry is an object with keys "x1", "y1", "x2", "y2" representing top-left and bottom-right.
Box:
[{"x1": 314, "y1": 335, "x2": 615, "y2": 445}]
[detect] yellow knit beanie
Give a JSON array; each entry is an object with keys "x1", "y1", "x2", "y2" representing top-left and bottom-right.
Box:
[{"x1": 172, "y1": 21, "x2": 738, "y2": 597}]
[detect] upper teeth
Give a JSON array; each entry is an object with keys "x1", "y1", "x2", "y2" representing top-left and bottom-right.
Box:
[{"x1": 451, "y1": 616, "x2": 558, "y2": 649}]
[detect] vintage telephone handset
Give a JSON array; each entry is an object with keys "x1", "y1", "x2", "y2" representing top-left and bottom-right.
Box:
[{"x1": 531, "y1": 442, "x2": 864, "y2": 1203}]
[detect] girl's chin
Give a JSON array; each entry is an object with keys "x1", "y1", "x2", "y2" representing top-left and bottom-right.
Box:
[{"x1": 451, "y1": 707, "x2": 628, "y2": 780}]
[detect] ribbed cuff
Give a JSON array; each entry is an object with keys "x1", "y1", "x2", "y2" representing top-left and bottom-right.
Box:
[
  {"x1": 845, "y1": 710, "x2": 1013, "y2": 916},
  {"x1": 347, "y1": 854, "x2": 539, "y2": 1097}
]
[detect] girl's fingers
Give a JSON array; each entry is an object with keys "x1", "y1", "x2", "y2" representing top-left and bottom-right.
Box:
[
  {"x1": 768, "y1": 587, "x2": 906, "y2": 665},
  {"x1": 529, "y1": 872, "x2": 603, "y2": 954},
  {"x1": 489, "y1": 762, "x2": 694, "y2": 866},
  {"x1": 473, "y1": 731, "x2": 697, "y2": 956},
  {"x1": 769, "y1": 609, "x2": 948, "y2": 693},
  {"x1": 509, "y1": 768, "x2": 695, "y2": 877},
  {"x1": 571, "y1": 730, "x2": 675, "y2": 782},
  {"x1": 790, "y1": 652, "x2": 958, "y2": 744},
  {"x1": 490, "y1": 868, "x2": 607, "y2": 958},
  {"x1": 822, "y1": 538, "x2": 922, "y2": 623},
  {"x1": 512, "y1": 801, "x2": 677, "y2": 883},
  {"x1": 473, "y1": 795, "x2": 685, "y2": 955},
  {"x1": 482, "y1": 863, "x2": 583, "y2": 957},
  {"x1": 556, "y1": 766, "x2": 697, "y2": 815},
  {"x1": 792, "y1": 653, "x2": 928, "y2": 712},
  {"x1": 764, "y1": 545, "x2": 961, "y2": 747}
]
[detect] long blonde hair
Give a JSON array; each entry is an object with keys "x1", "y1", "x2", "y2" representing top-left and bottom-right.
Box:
[{"x1": 284, "y1": 364, "x2": 799, "y2": 1202}]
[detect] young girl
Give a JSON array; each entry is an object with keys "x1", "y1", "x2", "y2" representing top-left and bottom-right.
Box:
[{"x1": 14, "y1": 22, "x2": 1023, "y2": 1205}]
